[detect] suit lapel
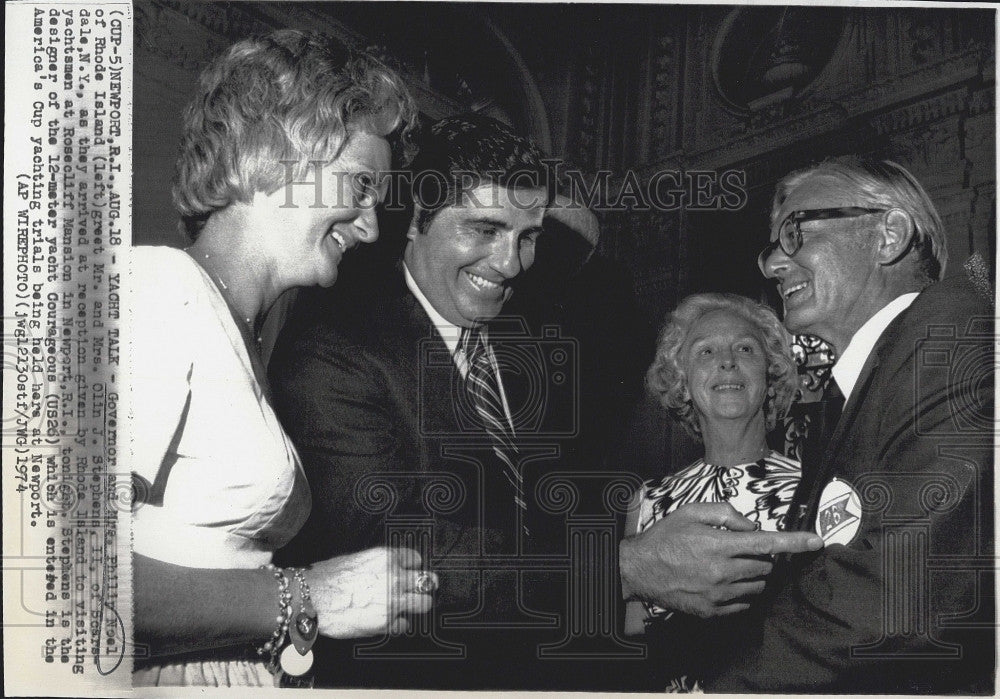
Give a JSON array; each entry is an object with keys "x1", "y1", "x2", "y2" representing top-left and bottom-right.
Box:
[
  {"x1": 398, "y1": 291, "x2": 464, "y2": 437},
  {"x1": 798, "y1": 296, "x2": 916, "y2": 525},
  {"x1": 825, "y1": 352, "x2": 879, "y2": 464},
  {"x1": 393, "y1": 291, "x2": 475, "y2": 557}
]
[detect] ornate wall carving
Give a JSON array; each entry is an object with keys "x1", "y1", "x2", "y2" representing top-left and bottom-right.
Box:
[
  {"x1": 556, "y1": 6, "x2": 994, "y2": 418},
  {"x1": 585, "y1": 7, "x2": 993, "y2": 323},
  {"x1": 649, "y1": 32, "x2": 681, "y2": 164},
  {"x1": 567, "y1": 44, "x2": 604, "y2": 172}
]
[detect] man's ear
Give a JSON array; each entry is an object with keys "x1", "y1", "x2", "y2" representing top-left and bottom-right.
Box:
[
  {"x1": 406, "y1": 204, "x2": 423, "y2": 242},
  {"x1": 877, "y1": 208, "x2": 915, "y2": 266}
]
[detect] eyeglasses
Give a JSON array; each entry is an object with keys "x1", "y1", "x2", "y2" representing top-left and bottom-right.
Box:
[{"x1": 757, "y1": 207, "x2": 888, "y2": 274}]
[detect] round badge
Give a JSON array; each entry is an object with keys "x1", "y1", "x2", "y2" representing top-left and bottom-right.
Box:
[
  {"x1": 815, "y1": 477, "x2": 862, "y2": 545},
  {"x1": 279, "y1": 645, "x2": 313, "y2": 676}
]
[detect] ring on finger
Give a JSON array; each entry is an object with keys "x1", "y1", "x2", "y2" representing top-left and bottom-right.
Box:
[{"x1": 415, "y1": 571, "x2": 437, "y2": 594}]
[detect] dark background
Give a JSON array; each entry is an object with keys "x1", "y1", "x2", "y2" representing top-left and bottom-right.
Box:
[{"x1": 133, "y1": 1, "x2": 996, "y2": 475}]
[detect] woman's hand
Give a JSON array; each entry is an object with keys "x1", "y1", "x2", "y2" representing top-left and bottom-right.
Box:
[{"x1": 305, "y1": 547, "x2": 435, "y2": 639}]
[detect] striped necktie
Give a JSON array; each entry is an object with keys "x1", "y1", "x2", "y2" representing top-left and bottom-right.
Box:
[{"x1": 459, "y1": 325, "x2": 527, "y2": 513}]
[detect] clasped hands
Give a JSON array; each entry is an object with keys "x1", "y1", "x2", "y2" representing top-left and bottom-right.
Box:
[{"x1": 620, "y1": 502, "x2": 823, "y2": 618}]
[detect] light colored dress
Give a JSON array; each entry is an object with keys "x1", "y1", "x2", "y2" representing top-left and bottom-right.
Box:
[{"x1": 129, "y1": 246, "x2": 310, "y2": 686}]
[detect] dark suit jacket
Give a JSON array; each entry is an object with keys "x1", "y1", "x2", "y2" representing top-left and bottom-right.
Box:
[
  {"x1": 708, "y1": 273, "x2": 995, "y2": 693},
  {"x1": 269, "y1": 276, "x2": 634, "y2": 689}
]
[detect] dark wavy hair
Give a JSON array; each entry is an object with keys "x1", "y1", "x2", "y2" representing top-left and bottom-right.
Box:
[
  {"x1": 173, "y1": 29, "x2": 418, "y2": 239},
  {"x1": 407, "y1": 114, "x2": 554, "y2": 235},
  {"x1": 646, "y1": 293, "x2": 799, "y2": 441}
]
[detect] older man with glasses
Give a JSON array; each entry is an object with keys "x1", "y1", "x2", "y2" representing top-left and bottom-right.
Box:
[{"x1": 703, "y1": 156, "x2": 994, "y2": 692}]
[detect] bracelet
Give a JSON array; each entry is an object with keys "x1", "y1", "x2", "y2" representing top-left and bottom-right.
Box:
[
  {"x1": 257, "y1": 564, "x2": 293, "y2": 676},
  {"x1": 278, "y1": 567, "x2": 318, "y2": 679}
]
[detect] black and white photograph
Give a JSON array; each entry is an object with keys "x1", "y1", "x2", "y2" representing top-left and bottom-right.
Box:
[{"x1": 2, "y1": 0, "x2": 996, "y2": 694}]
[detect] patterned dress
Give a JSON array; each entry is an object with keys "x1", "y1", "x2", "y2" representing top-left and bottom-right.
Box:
[{"x1": 632, "y1": 450, "x2": 801, "y2": 690}]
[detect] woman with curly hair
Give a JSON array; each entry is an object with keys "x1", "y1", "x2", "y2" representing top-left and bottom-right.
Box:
[
  {"x1": 130, "y1": 30, "x2": 435, "y2": 686},
  {"x1": 623, "y1": 292, "x2": 802, "y2": 690}
]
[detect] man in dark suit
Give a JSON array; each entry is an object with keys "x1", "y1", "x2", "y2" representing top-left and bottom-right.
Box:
[
  {"x1": 270, "y1": 115, "x2": 621, "y2": 689},
  {"x1": 702, "y1": 158, "x2": 994, "y2": 692}
]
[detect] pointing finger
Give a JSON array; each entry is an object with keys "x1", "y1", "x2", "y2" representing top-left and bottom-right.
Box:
[{"x1": 725, "y1": 530, "x2": 824, "y2": 556}]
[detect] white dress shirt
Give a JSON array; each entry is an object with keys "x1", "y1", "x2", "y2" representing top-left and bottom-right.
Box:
[
  {"x1": 831, "y1": 292, "x2": 919, "y2": 401},
  {"x1": 403, "y1": 263, "x2": 516, "y2": 431}
]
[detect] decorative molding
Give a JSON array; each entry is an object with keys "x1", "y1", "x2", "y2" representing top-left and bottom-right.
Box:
[
  {"x1": 837, "y1": 48, "x2": 983, "y2": 118},
  {"x1": 137, "y1": 0, "x2": 465, "y2": 120},
  {"x1": 690, "y1": 105, "x2": 846, "y2": 171},
  {"x1": 644, "y1": 51, "x2": 989, "y2": 176},
  {"x1": 135, "y1": 2, "x2": 247, "y2": 74},
  {"x1": 969, "y1": 86, "x2": 994, "y2": 117},
  {"x1": 869, "y1": 87, "x2": 969, "y2": 136},
  {"x1": 237, "y1": 3, "x2": 468, "y2": 120},
  {"x1": 159, "y1": 0, "x2": 272, "y2": 41},
  {"x1": 934, "y1": 187, "x2": 977, "y2": 239},
  {"x1": 965, "y1": 111, "x2": 995, "y2": 186},
  {"x1": 645, "y1": 5, "x2": 990, "y2": 174},
  {"x1": 884, "y1": 115, "x2": 964, "y2": 191},
  {"x1": 649, "y1": 33, "x2": 678, "y2": 163},
  {"x1": 571, "y1": 45, "x2": 603, "y2": 170},
  {"x1": 969, "y1": 185, "x2": 996, "y2": 265},
  {"x1": 710, "y1": 6, "x2": 848, "y2": 116}
]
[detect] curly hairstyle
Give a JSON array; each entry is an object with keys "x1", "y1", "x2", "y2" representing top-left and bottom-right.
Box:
[
  {"x1": 173, "y1": 29, "x2": 418, "y2": 239},
  {"x1": 646, "y1": 293, "x2": 799, "y2": 441}
]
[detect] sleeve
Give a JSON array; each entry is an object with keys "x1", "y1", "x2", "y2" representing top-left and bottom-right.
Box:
[
  {"x1": 128, "y1": 250, "x2": 196, "y2": 492},
  {"x1": 710, "y1": 310, "x2": 995, "y2": 692},
  {"x1": 622, "y1": 486, "x2": 652, "y2": 635},
  {"x1": 269, "y1": 326, "x2": 513, "y2": 614},
  {"x1": 269, "y1": 328, "x2": 410, "y2": 564}
]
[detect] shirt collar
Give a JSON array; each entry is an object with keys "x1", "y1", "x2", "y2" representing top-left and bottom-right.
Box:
[
  {"x1": 402, "y1": 263, "x2": 463, "y2": 357},
  {"x1": 831, "y1": 292, "x2": 919, "y2": 401}
]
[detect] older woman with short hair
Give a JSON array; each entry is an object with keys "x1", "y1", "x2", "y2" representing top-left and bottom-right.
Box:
[
  {"x1": 624, "y1": 292, "x2": 801, "y2": 690},
  {"x1": 131, "y1": 30, "x2": 434, "y2": 686}
]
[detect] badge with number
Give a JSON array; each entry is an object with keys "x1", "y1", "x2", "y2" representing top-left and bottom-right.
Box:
[{"x1": 815, "y1": 477, "x2": 862, "y2": 545}]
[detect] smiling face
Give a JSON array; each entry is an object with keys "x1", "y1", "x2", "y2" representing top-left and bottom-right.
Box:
[
  {"x1": 255, "y1": 130, "x2": 391, "y2": 290},
  {"x1": 682, "y1": 309, "x2": 768, "y2": 431},
  {"x1": 404, "y1": 183, "x2": 547, "y2": 327},
  {"x1": 761, "y1": 173, "x2": 890, "y2": 354}
]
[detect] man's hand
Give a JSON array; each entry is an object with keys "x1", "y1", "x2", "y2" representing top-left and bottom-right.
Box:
[{"x1": 620, "y1": 502, "x2": 823, "y2": 618}]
